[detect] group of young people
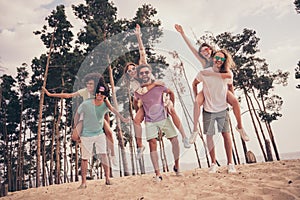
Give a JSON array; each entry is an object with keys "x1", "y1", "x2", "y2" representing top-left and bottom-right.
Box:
[{"x1": 42, "y1": 23, "x2": 250, "y2": 187}]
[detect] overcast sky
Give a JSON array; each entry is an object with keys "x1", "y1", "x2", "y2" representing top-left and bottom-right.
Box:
[{"x1": 0, "y1": 0, "x2": 299, "y2": 161}]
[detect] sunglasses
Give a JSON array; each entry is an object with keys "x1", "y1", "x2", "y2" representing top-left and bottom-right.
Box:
[
  {"x1": 96, "y1": 92, "x2": 105, "y2": 96},
  {"x1": 127, "y1": 67, "x2": 136, "y2": 73},
  {"x1": 214, "y1": 56, "x2": 226, "y2": 62},
  {"x1": 139, "y1": 71, "x2": 150, "y2": 76},
  {"x1": 201, "y1": 47, "x2": 210, "y2": 52}
]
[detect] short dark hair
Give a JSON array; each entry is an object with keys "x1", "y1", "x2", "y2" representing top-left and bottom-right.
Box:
[
  {"x1": 83, "y1": 73, "x2": 103, "y2": 85},
  {"x1": 95, "y1": 78, "x2": 110, "y2": 97}
]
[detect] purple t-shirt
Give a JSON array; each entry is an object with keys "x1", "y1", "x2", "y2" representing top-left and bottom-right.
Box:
[{"x1": 134, "y1": 85, "x2": 168, "y2": 122}]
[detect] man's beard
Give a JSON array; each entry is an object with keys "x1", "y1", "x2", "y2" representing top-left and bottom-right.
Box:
[{"x1": 142, "y1": 77, "x2": 150, "y2": 83}]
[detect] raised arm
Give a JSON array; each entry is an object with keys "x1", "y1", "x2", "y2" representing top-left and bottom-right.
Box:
[
  {"x1": 104, "y1": 99, "x2": 130, "y2": 123},
  {"x1": 135, "y1": 24, "x2": 147, "y2": 65},
  {"x1": 174, "y1": 24, "x2": 207, "y2": 67},
  {"x1": 200, "y1": 70, "x2": 233, "y2": 79},
  {"x1": 42, "y1": 87, "x2": 79, "y2": 99}
]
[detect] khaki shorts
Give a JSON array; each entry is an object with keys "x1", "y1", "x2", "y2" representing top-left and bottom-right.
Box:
[
  {"x1": 145, "y1": 117, "x2": 177, "y2": 141},
  {"x1": 80, "y1": 134, "x2": 107, "y2": 160}
]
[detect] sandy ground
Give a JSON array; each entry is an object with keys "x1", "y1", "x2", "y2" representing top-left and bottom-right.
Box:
[{"x1": 2, "y1": 159, "x2": 300, "y2": 200}]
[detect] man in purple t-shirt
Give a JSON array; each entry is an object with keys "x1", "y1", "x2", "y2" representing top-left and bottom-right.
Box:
[{"x1": 134, "y1": 64, "x2": 181, "y2": 182}]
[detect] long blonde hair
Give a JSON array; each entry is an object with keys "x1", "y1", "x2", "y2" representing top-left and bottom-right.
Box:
[{"x1": 213, "y1": 49, "x2": 235, "y2": 73}]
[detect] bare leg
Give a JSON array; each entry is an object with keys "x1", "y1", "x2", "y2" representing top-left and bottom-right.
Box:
[
  {"x1": 222, "y1": 132, "x2": 233, "y2": 164},
  {"x1": 134, "y1": 108, "x2": 144, "y2": 148},
  {"x1": 168, "y1": 107, "x2": 187, "y2": 138},
  {"x1": 169, "y1": 136, "x2": 180, "y2": 170},
  {"x1": 193, "y1": 91, "x2": 205, "y2": 132},
  {"x1": 148, "y1": 138, "x2": 161, "y2": 176},
  {"x1": 100, "y1": 154, "x2": 111, "y2": 184},
  {"x1": 81, "y1": 159, "x2": 88, "y2": 185},
  {"x1": 227, "y1": 91, "x2": 242, "y2": 129},
  {"x1": 206, "y1": 135, "x2": 216, "y2": 164},
  {"x1": 72, "y1": 121, "x2": 82, "y2": 142},
  {"x1": 103, "y1": 119, "x2": 114, "y2": 156},
  {"x1": 72, "y1": 111, "x2": 82, "y2": 142}
]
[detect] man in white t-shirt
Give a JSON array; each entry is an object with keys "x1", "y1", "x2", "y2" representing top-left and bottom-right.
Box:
[{"x1": 192, "y1": 49, "x2": 237, "y2": 174}]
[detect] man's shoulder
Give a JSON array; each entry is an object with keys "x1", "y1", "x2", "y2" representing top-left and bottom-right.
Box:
[{"x1": 81, "y1": 98, "x2": 93, "y2": 105}]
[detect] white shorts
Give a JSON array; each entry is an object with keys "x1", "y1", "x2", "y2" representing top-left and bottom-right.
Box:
[{"x1": 80, "y1": 134, "x2": 107, "y2": 160}]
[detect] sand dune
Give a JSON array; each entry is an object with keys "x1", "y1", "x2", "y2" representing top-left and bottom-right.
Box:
[{"x1": 2, "y1": 159, "x2": 300, "y2": 200}]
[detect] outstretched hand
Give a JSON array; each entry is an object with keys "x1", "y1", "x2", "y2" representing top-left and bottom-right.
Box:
[
  {"x1": 135, "y1": 24, "x2": 141, "y2": 36},
  {"x1": 174, "y1": 24, "x2": 184, "y2": 34}
]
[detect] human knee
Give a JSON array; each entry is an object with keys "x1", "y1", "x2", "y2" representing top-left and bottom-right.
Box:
[
  {"x1": 168, "y1": 107, "x2": 176, "y2": 115},
  {"x1": 148, "y1": 139, "x2": 157, "y2": 151}
]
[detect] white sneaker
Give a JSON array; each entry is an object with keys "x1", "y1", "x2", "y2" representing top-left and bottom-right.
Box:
[
  {"x1": 236, "y1": 126, "x2": 250, "y2": 142},
  {"x1": 182, "y1": 137, "x2": 191, "y2": 148},
  {"x1": 189, "y1": 131, "x2": 198, "y2": 144},
  {"x1": 209, "y1": 163, "x2": 218, "y2": 173},
  {"x1": 227, "y1": 163, "x2": 237, "y2": 173},
  {"x1": 136, "y1": 146, "x2": 145, "y2": 160},
  {"x1": 111, "y1": 156, "x2": 117, "y2": 166},
  {"x1": 173, "y1": 165, "x2": 183, "y2": 176},
  {"x1": 153, "y1": 175, "x2": 163, "y2": 183}
]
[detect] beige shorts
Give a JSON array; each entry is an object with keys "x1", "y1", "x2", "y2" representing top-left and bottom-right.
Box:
[
  {"x1": 80, "y1": 134, "x2": 107, "y2": 160},
  {"x1": 145, "y1": 117, "x2": 177, "y2": 141}
]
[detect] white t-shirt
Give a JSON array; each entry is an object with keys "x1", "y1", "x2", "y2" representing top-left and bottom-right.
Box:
[{"x1": 196, "y1": 67, "x2": 233, "y2": 113}]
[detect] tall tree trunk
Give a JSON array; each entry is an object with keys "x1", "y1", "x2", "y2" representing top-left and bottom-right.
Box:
[
  {"x1": 229, "y1": 116, "x2": 240, "y2": 164},
  {"x1": 17, "y1": 96, "x2": 24, "y2": 191},
  {"x1": 49, "y1": 101, "x2": 57, "y2": 185},
  {"x1": 127, "y1": 86, "x2": 145, "y2": 175},
  {"x1": 63, "y1": 112, "x2": 68, "y2": 183},
  {"x1": 107, "y1": 60, "x2": 129, "y2": 176},
  {"x1": 55, "y1": 96, "x2": 64, "y2": 184},
  {"x1": 21, "y1": 112, "x2": 28, "y2": 190},
  {"x1": 4, "y1": 108, "x2": 12, "y2": 191},
  {"x1": 158, "y1": 130, "x2": 167, "y2": 172},
  {"x1": 259, "y1": 93, "x2": 280, "y2": 160},
  {"x1": 171, "y1": 77, "x2": 204, "y2": 168},
  {"x1": 74, "y1": 142, "x2": 79, "y2": 182},
  {"x1": 244, "y1": 90, "x2": 267, "y2": 161},
  {"x1": 36, "y1": 28, "x2": 56, "y2": 187},
  {"x1": 174, "y1": 58, "x2": 210, "y2": 167},
  {"x1": 42, "y1": 124, "x2": 47, "y2": 186},
  {"x1": 29, "y1": 129, "x2": 33, "y2": 188},
  {"x1": 69, "y1": 141, "x2": 73, "y2": 182}
]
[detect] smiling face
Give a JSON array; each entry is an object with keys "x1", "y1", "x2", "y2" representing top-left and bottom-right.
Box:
[
  {"x1": 213, "y1": 51, "x2": 226, "y2": 70},
  {"x1": 126, "y1": 64, "x2": 137, "y2": 78},
  {"x1": 95, "y1": 92, "x2": 105, "y2": 102},
  {"x1": 138, "y1": 66, "x2": 151, "y2": 84},
  {"x1": 199, "y1": 45, "x2": 213, "y2": 60},
  {"x1": 85, "y1": 80, "x2": 95, "y2": 94}
]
